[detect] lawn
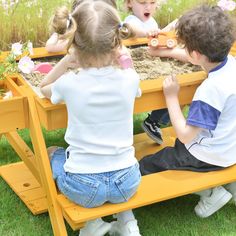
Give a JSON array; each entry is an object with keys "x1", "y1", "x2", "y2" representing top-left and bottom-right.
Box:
[
  {"x1": 1, "y1": 128, "x2": 236, "y2": 236},
  {"x1": 1, "y1": 0, "x2": 236, "y2": 235}
]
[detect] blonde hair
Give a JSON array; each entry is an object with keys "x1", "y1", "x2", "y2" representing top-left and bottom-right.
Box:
[
  {"x1": 53, "y1": 1, "x2": 135, "y2": 68},
  {"x1": 125, "y1": 0, "x2": 157, "y2": 12},
  {"x1": 50, "y1": 7, "x2": 69, "y2": 34}
]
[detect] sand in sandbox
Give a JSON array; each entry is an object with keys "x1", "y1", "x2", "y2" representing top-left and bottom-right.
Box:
[
  {"x1": 23, "y1": 46, "x2": 201, "y2": 88},
  {"x1": 130, "y1": 47, "x2": 201, "y2": 80}
]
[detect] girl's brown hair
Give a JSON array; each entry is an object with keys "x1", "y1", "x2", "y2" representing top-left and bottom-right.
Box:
[
  {"x1": 53, "y1": 1, "x2": 135, "y2": 67},
  {"x1": 72, "y1": 0, "x2": 117, "y2": 12}
]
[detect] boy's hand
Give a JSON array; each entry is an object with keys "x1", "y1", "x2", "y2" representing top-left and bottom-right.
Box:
[
  {"x1": 163, "y1": 75, "x2": 179, "y2": 97},
  {"x1": 147, "y1": 29, "x2": 160, "y2": 38},
  {"x1": 147, "y1": 46, "x2": 173, "y2": 57}
]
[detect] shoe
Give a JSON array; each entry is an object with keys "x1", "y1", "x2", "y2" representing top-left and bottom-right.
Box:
[
  {"x1": 141, "y1": 114, "x2": 163, "y2": 144},
  {"x1": 225, "y1": 182, "x2": 236, "y2": 203},
  {"x1": 79, "y1": 218, "x2": 112, "y2": 236},
  {"x1": 194, "y1": 186, "x2": 232, "y2": 218},
  {"x1": 109, "y1": 219, "x2": 141, "y2": 236}
]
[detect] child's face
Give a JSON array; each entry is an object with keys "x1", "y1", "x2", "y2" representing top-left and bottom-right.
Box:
[{"x1": 128, "y1": 0, "x2": 157, "y2": 22}]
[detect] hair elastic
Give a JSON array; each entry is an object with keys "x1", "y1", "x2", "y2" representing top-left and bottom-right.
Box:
[
  {"x1": 118, "y1": 22, "x2": 123, "y2": 29},
  {"x1": 66, "y1": 14, "x2": 73, "y2": 28},
  {"x1": 118, "y1": 22, "x2": 128, "y2": 33}
]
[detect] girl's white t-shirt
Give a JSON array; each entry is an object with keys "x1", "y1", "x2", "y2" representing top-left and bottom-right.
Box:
[{"x1": 51, "y1": 67, "x2": 141, "y2": 173}]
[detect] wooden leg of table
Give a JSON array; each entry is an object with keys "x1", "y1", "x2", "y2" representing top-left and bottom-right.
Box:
[{"x1": 27, "y1": 96, "x2": 67, "y2": 236}]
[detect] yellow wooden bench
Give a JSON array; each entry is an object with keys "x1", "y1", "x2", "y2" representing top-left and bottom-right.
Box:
[{"x1": 1, "y1": 41, "x2": 236, "y2": 235}]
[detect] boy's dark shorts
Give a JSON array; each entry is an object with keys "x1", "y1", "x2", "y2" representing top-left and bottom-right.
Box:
[{"x1": 139, "y1": 138, "x2": 223, "y2": 176}]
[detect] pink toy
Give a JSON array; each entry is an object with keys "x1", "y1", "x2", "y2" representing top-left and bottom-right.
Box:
[
  {"x1": 33, "y1": 62, "x2": 53, "y2": 74},
  {"x1": 118, "y1": 54, "x2": 133, "y2": 69}
]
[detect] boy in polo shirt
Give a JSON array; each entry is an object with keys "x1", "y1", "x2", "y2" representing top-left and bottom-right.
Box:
[{"x1": 139, "y1": 4, "x2": 236, "y2": 218}]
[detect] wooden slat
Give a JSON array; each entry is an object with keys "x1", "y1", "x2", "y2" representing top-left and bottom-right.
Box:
[
  {"x1": 0, "y1": 162, "x2": 47, "y2": 215},
  {"x1": 1, "y1": 40, "x2": 235, "y2": 62},
  {"x1": 5, "y1": 131, "x2": 41, "y2": 183},
  {"x1": 32, "y1": 71, "x2": 206, "y2": 130},
  {"x1": 134, "y1": 127, "x2": 176, "y2": 160},
  {"x1": 58, "y1": 164, "x2": 236, "y2": 226},
  {"x1": 230, "y1": 42, "x2": 236, "y2": 56}
]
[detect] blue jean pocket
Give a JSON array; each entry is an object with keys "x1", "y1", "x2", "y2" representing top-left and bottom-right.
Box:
[
  {"x1": 114, "y1": 163, "x2": 141, "y2": 202},
  {"x1": 57, "y1": 173, "x2": 99, "y2": 208}
]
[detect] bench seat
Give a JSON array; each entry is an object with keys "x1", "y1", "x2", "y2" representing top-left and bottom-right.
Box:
[{"x1": 56, "y1": 127, "x2": 236, "y2": 230}]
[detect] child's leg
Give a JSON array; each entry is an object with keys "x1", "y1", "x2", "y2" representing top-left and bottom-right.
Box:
[
  {"x1": 115, "y1": 210, "x2": 136, "y2": 223},
  {"x1": 149, "y1": 109, "x2": 170, "y2": 125},
  {"x1": 142, "y1": 109, "x2": 169, "y2": 144},
  {"x1": 139, "y1": 139, "x2": 223, "y2": 175},
  {"x1": 108, "y1": 164, "x2": 141, "y2": 235},
  {"x1": 139, "y1": 139, "x2": 231, "y2": 218}
]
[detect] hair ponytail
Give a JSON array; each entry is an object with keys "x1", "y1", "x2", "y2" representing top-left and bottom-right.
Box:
[
  {"x1": 118, "y1": 23, "x2": 136, "y2": 39},
  {"x1": 50, "y1": 6, "x2": 77, "y2": 51}
]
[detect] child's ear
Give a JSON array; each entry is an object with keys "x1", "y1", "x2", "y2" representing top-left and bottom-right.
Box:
[{"x1": 191, "y1": 50, "x2": 202, "y2": 61}]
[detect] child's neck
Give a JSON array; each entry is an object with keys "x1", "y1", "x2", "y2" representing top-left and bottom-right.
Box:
[
  {"x1": 201, "y1": 61, "x2": 224, "y2": 73},
  {"x1": 88, "y1": 54, "x2": 114, "y2": 68}
]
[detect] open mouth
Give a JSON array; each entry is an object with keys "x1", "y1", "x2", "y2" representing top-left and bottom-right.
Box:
[{"x1": 144, "y1": 13, "x2": 150, "y2": 18}]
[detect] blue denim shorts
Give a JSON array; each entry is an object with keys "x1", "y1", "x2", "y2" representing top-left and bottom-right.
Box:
[{"x1": 50, "y1": 148, "x2": 141, "y2": 208}]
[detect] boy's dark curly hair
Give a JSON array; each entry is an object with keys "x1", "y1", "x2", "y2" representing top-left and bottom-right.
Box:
[{"x1": 176, "y1": 5, "x2": 235, "y2": 62}]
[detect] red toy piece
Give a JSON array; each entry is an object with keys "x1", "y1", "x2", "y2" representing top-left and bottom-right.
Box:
[{"x1": 33, "y1": 62, "x2": 53, "y2": 74}]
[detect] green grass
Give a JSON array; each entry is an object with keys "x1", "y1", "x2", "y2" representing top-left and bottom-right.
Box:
[{"x1": 2, "y1": 119, "x2": 236, "y2": 235}]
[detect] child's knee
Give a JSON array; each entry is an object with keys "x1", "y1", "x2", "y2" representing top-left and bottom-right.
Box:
[{"x1": 47, "y1": 146, "x2": 59, "y2": 158}]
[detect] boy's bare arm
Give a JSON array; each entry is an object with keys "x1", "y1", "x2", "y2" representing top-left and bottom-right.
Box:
[
  {"x1": 163, "y1": 76, "x2": 201, "y2": 143},
  {"x1": 161, "y1": 19, "x2": 178, "y2": 32},
  {"x1": 148, "y1": 47, "x2": 189, "y2": 62}
]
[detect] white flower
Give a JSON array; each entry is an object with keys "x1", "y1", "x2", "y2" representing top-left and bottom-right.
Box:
[
  {"x1": 27, "y1": 41, "x2": 34, "y2": 55},
  {"x1": 217, "y1": 0, "x2": 236, "y2": 11},
  {"x1": 3, "y1": 91, "x2": 13, "y2": 100},
  {"x1": 11, "y1": 42, "x2": 23, "y2": 56},
  {"x1": 18, "y1": 56, "x2": 35, "y2": 74}
]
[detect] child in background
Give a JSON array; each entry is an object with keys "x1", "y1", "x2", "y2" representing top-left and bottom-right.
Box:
[
  {"x1": 124, "y1": 0, "x2": 178, "y2": 144},
  {"x1": 139, "y1": 4, "x2": 236, "y2": 218},
  {"x1": 45, "y1": 0, "x2": 117, "y2": 53},
  {"x1": 40, "y1": 2, "x2": 142, "y2": 236}
]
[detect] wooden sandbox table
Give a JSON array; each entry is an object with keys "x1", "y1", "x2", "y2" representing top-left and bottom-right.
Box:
[{"x1": 0, "y1": 39, "x2": 235, "y2": 234}]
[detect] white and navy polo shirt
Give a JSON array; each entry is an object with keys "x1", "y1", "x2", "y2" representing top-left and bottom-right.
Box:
[{"x1": 185, "y1": 55, "x2": 236, "y2": 167}]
